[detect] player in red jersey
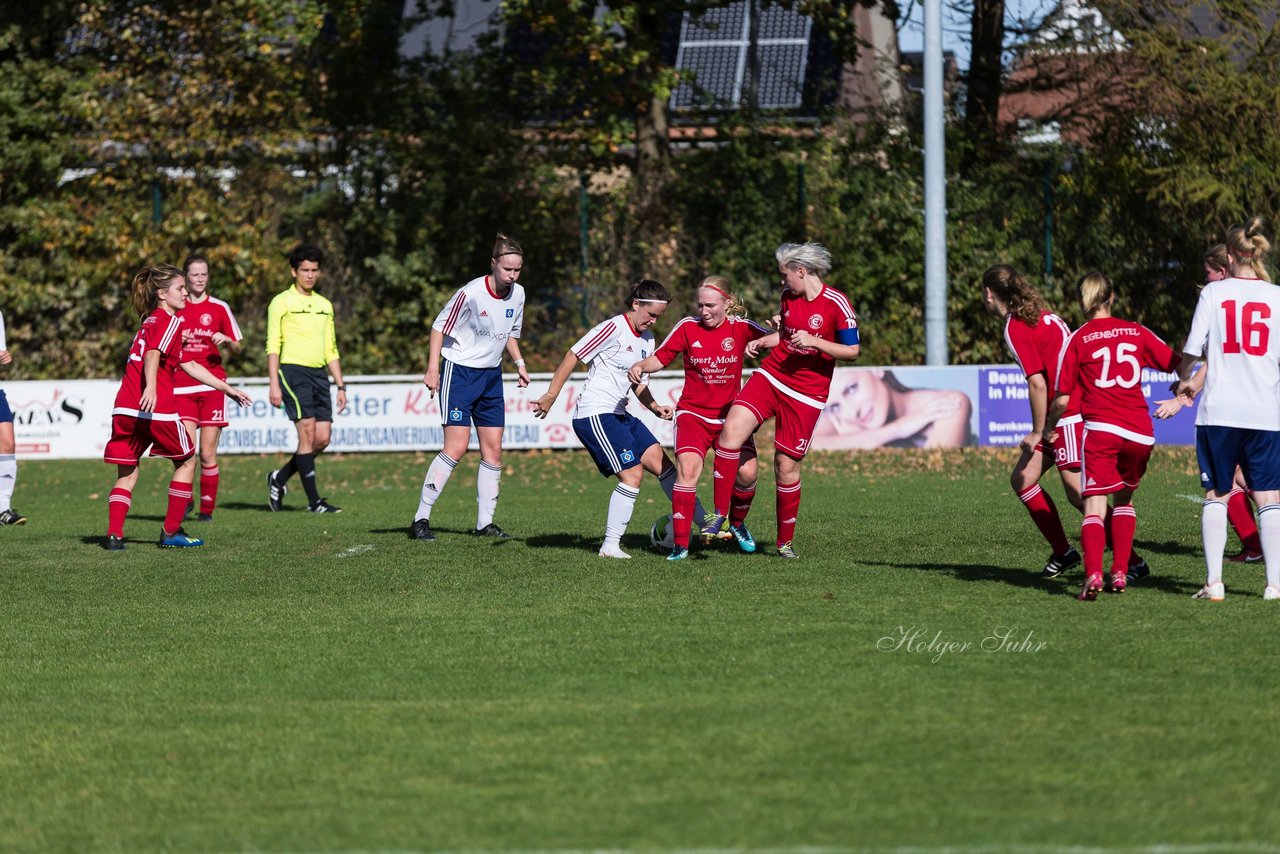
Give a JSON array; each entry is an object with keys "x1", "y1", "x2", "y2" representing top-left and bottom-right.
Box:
[
  {"x1": 103, "y1": 265, "x2": 252, "y2": 551},
  {"x1": 1045, "y1": 272, "x2": 1183, "y2": 600},
  {"x1": 628, "y1": 276, "x2": 771, "y2": 559},
  {"x1": 984, "y1": 264, "x2": 1111, "y2": 579},
  {"x1": 175, "y1": 254, "x2": 244, "y2": 523},
  {"x1": 709, "y1": 243, "x2": 861, "y2": 559}
]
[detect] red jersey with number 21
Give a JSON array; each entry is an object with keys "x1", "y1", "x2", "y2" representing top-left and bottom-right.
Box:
[
  {"x1": 1056, "y1": 317, "x2": 1180, "y2": 444},
  {"x1": 759, "y1": 284, "x2": 858, "y2": 404},
  {"x1": 174, "y1": 297, "x2": 243, "y2": 389},
  {"x1": 1004, "y1": 311, "x2": 1080, "y2": 419}
]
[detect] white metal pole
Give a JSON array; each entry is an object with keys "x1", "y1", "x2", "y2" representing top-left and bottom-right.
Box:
[{"x1": 923, "y1": 0, "x2": 948, "y2": 365}]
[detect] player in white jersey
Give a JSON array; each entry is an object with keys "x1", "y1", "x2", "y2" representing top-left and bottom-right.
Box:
[
  {"x1": 1176, "y1": 217, "x2": 1280, "y2": 601},
  {"x1": 0, "y1": 306, "x2": 24, "y2": 526},
  {"x1": 532, "y1": 279, "x2": 710, "y2": 558},
  {"x1": 412, "y1": 234, "x2": 530, "y2": 542}
]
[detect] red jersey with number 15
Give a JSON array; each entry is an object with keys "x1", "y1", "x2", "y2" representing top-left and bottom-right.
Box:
[
  {"x1": 174, "y1": 296, "x2": 243, "y2": 389},
  {"x1": 654, "y1": 315, "x2": 771, "y2": 419},
  {"x1": 1056, "y1": 317, "x2": 1180, "y2": 444},
  {"x1": 759, "y1": 284, "x2": 859, "y2": 404},
  {"x1": 112, "y1": 309, "x2": 187, "y2": 415}
]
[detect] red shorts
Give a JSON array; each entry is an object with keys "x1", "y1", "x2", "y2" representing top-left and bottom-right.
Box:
[
  {"x1": 732, "y1": 372, "x2": 823, "y2": 459},
  {"x1": 176, "y1": 388, "x2": 229, "y2": 427},
  {"x1": 673, "y1": 410, "x2": 757, "y2": 459},
  {"x1": 1080, "y1": 428, "x2": 1152, "y2": 496},
  {"x1": 104, "y1": 413, "x2": 194, "y2": 465},
  {"x1": 1037, "y1": 416, "x2": 1083, "y2": 472}
]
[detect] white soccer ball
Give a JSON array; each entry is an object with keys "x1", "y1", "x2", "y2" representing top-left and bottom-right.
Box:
[{"x1": 650, "y1": 514, "x2": 675, "y2": 551}]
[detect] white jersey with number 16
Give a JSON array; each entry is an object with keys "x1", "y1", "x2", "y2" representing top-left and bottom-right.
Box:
[{"x1": 1184, "y1": 276, "x2": 1280, "y2": 430}]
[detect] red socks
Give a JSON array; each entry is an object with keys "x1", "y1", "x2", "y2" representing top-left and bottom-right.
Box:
[
  {"x1": 199, "y1": 465, "x2": 219, "y2": 516},
  {"x1": 672, "y1": 484, "x2": 696, "y2": 549},
  {"x1": 730, "y1": 484, "x2": 756, "y2": 527},
  {"x1": 165, "y1": 481, "x2": 193, "y2": 535},
  {"x1": 1018, "y1": 484, "x2": 1070, "y2": 555},
  {"x1": 1227, "y1": 488, "x2": 1261, "y2": 554},
  {"x1": 712, "y1": 447, "x2": 741, "y2": 517},
  {"x1": 1081, "y1": 514, "x2": 1106, "y2": 578},
  {"x1": 1110, "y1": 505, "x2": 1136, "y2": 575},
  {"x1": 776, "y1": 480, "x2": 802, "y2": 546},
  {"x1": 107, "y1": 488, "x2": 132, "y2": 537}
]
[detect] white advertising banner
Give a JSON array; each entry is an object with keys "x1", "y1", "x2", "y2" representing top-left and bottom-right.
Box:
[{"x1": 4, "y1": 374, "x2": 682, "y2": 460}]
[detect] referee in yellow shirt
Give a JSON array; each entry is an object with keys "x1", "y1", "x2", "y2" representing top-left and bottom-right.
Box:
[{"x1": 265, "y1": 244, "x2": 347, "y2": 513}]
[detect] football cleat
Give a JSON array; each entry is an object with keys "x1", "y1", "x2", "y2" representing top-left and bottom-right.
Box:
[
  {"x1": 472, "y1": 523, "x2": 512, "y2": 539},
  {"x1": 1042, "y1": 547, "x2": 1081, "y2": 579},
  {"x1": 1227, "y1": 549, "x2": 1263, "y2": 563},
  {"x1": 667, "y1": 546, "x2": 689, "y2": 562},
  {"x1": 196, "y1": 513, "x2": 213, "y2": 523},
  {"x1": 159, "y1": 528, "x2": 204, "y2": 548},
  {"x1": 699, "y1": 512, "x2": 727, "y2": 544},
  {"x1": 729, "y1": 522, "x2": 757, "y2": 553},
  {"x1": 1078, "y1": 573, "x2": 1103, "y2": 601},
  {"x1": 1127, "y1": 556, "x2": 1150, "y2": 581},
  {"x1": 598, "y1": 545, "x2": 632, "y2": 559},
  {"x1": 776, "y1": 542, "x2": 799, "y2": 560},
  {"x1": 0, "y1": 508, "x2": 27, "y2": 526},
  {"x1": 1106, "y1": 570, "x2": 1128, "y2": 594},
  {"x1": 409, "y1": 518, "x2": 435, "y2": 541},
  {"x1": 105, "y1": 534, "x2": 126, "y2": 551},
  {"x1": 1264, "y1": 586, "x2": 1280, "y2": 601},
  {"x1": 1192, "y1": 582, "x2": 1225, "y2": 601},
  {"x1": 267, "y1": 470, "x2": 287, "y2": 511},
  {"x1": 308, "y1": 499, "x2": 341, "y2": 514}
]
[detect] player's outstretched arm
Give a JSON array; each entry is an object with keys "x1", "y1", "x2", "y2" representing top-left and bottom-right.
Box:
[
  {"x1": 532, "y1": 350, "x2": 580, "y2": 419},
  {"x1": 180, "y1": 361, "x2": 253, "y2": 408},
  {"x1": 628, "y1": 354, "x2": 664, "y2": 385},
  {"x1": 633, "y1": 382, "x2": 673, "y2": 420}
]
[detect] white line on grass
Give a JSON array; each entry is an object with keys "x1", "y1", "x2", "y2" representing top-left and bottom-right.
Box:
[
  {"x1": 383, "y1": 844, "x2": 1280, "y2": 854},
  {"x1": 336, "y1": 544, "x2": 375, "y2": 558},
  {"x1": 1177, "y1": 494, "x2": 1205, "y2": 503}
]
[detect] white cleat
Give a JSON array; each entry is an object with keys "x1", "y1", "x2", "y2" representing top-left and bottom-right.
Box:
[
  {"x1": 1264, "y1": 586, "x2": 1280, "y2": 601},
  {"x1": 1192, "y1": 582, "x2": 1225, "y2": 601},
  {"x1": 598, "y1": 545, "x2": 632, "y2": 559}
]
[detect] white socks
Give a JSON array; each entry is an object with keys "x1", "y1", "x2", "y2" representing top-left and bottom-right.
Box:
[
  {"x1": 603, "y1": 483, "x2": 640, "y2": 550},
  {"x1": 1258, "y1": 503, "x2": 1280, "y2": 589},
  {"x1": 1202, "y1": 499, "x2": 1228, "y2": 586},
  {"x1": 476, "y1": 460, "x2": 501, "y2": 530},
  {"x1": 415, "y1": 452, "x2": 457, "y2": 521},
  {"x1": 0, "y1": 455, "x2": 14, "y2": 513}
]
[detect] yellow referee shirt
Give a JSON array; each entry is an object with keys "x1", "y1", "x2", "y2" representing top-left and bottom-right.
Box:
[{"x1": 265, "y1": 286, "x2": 340, "y2": 367}]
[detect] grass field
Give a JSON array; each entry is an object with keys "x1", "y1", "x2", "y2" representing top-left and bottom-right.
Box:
[{"x1": 2, "y1": 447, "x2": 1278, "y2": 853}]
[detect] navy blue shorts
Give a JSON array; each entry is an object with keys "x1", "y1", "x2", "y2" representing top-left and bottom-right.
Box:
[
  {"x1": 573, "y1": 412, "x2": 659, "y2": 477},
  {"x1": 0, "y1": 389, "x2": 11, "y2": 424},
  {"x1": 440, "y1": 361, "x2": 504, "y2": 429},
  {"x1": 1196, "y1": 425, "x2": 1280, "y2": 493},
  {"x1": 278, "y1": 365, "x2": 332, "y2": 422}
]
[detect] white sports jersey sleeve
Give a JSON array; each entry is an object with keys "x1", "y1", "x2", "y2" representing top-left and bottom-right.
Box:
[
  {"x1": 1186, "y1": 277, "x2": 1280, "y2": 430},
  {"x1": 0, "y1": 309, "x2": 6, "y2": 351}
]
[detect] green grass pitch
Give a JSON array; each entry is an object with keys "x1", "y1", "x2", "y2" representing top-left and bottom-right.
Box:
[{"x1": 2, "y1": 448, "x2": 1278, "y2": 852}]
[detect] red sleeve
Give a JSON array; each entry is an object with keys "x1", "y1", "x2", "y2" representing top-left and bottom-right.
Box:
[
  {"x1": 1143, "y1": 326, "x2": 1181, "y2": 372},
  {"x1": 1006, "y1": 319, "x2": 1044, "y2": 377},
  {"x1": 1055, "y1": 337, "x2": 1080, "y2": 397},
  {"x1": 654, "y1": 320, "x2": 688, "y2": 366}
]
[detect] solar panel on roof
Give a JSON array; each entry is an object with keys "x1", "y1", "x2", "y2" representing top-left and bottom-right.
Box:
[{"x1": 671, "y1": 1, "x2": 813, "y2": 112}]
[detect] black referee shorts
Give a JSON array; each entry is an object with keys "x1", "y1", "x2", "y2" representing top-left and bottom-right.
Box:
[{"x1": 278, "y1": 364, "x2": 333, "y2": 422}]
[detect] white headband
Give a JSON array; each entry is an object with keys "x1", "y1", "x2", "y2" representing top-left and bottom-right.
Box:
[{"x1": 636, "y1": 298, "x2": 668, "y2": 304}]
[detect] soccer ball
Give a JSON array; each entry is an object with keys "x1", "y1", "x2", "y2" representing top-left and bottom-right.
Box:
[{"x1": 650, "y1": 514, "x2": 675, "y2": 551}]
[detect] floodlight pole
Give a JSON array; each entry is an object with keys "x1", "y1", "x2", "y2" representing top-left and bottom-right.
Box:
[{"x1": 923, "y1": 0, "x2": 948, "y2": 365}]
